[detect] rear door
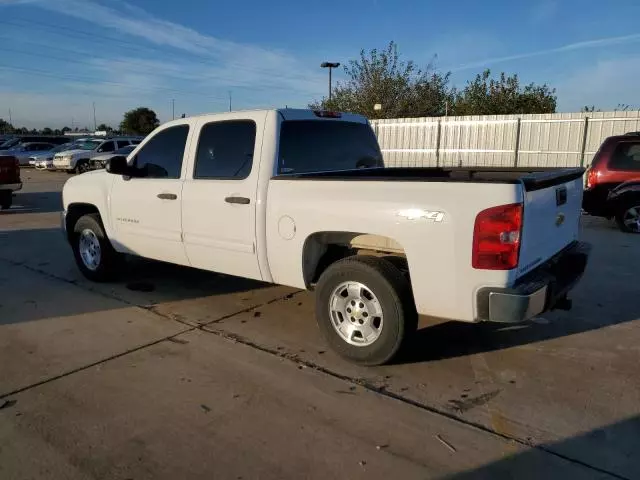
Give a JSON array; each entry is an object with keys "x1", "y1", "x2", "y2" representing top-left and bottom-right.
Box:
[
  {"x1": 181, "y1": 112, "x2": 266, "y2": 280},
  {"x1": 517, "y1": 170, "x2": 584, "y2": 277}
]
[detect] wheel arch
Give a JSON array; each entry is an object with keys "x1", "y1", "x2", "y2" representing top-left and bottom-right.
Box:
[
  {"x1": 65, "y1": 203, "x2": 101, "y2": 242},
  {"x1": 301, "y1": 231, "x2": 408, "y2": 288}
]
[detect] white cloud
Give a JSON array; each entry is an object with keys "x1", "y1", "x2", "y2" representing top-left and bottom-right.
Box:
[
  {"x1": 448, "y1": 32, "x2": 640, "y2": 72},
  {"x1": 0, "y1": 0, "x2": 327, "y2": 126},
  {"x1": 556, "y1": 55, "x2": 640, "y2": 111},
  {"x1": 22, "y1": 0, "x2": 322, "y2": 89}
]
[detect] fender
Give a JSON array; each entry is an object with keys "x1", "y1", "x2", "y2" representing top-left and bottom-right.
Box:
[{"x1": 607, "y1": 180, "x2": 640, "y2": 202}]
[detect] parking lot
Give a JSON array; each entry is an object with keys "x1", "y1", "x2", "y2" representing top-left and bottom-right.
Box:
[{"x1": 1, "y1": 169, "x2": 639, "y2": 479}]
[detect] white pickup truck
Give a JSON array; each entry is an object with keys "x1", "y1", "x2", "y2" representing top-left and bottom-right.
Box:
[{"x1": 61, "y1": 109, "x2": 590, "y2": 365}]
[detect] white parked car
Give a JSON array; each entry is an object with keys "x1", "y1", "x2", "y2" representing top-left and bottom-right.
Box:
[
  {"x1": 61, "y1": 109, "x2": 590, "y2": 365},
  {"x1": 53, "y1": 138, "x2": 140, "y2": 173},
  {"x1": 30, "y1": 142, "x2": 75, "y2": 169}
]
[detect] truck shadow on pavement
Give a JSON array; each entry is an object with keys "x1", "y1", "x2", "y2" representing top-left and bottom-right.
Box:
[
  {"x1": 0, "y1": 191, "x2": 62, "y2": 215},
  {"x1": 445, "y1": 414, "x2": 640, "y2": 479},
  {"x1": 398, "y1": 222, "x2": 640, "y2": 365},
  {"x1": 0, "y1": 227, "x2": 281, "y2": 326}
]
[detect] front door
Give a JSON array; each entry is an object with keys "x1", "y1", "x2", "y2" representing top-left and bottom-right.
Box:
[
  {"x1": 181, "y1": 113, "x2": 265, "y2": 280},
  {"x1": 110, "y1": 123, "x2": 191, "y2": 266}
]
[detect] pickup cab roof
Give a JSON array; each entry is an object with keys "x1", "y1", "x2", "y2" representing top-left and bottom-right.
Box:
[{"x1": 170, "y1": 108, "x2": 368, "y2": 125}]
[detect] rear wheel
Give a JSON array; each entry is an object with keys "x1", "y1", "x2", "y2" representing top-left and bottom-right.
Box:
[
  {"x1": 0, "y1": 190, "x2": 12, "y2": 210},
  {"x1": 315, "y1": 256, "x2": 417, "y2": 366},
  {"x1": 616, "y1": 199, "x2": 640, "y2": 233},
  {"x1": 71, "y1": 213, "x2": 122, "y2": 281}
]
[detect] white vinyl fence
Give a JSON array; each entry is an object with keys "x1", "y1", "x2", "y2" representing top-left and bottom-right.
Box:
[{"x1": 371, "y1": 111, "x2": 640, "y2": 169}]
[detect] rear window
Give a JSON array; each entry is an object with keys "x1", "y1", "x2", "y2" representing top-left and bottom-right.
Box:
[
  {"x1": 278, "y1": 120, "x2": 383, "y2": 174},
  {"x1": 610, "y1": 142, "x2": 640, "y2": 171}
]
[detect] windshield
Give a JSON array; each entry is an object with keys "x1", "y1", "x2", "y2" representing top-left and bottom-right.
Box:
[
  {"x1": 52, "y1": 143, "x2": 74, "y2": 153},
  {"x1": 0, "y1": 138, "x2": 21, "y2": 149},
  {"x1": 278, "y1": 121, "x2": 383, "y2": 174},
  {"x1": 115, "y1": 145, "x2": 135, "y2": 154},
  {"x1": 77, "y1": 140, "x2": 102, "y2": 151}
]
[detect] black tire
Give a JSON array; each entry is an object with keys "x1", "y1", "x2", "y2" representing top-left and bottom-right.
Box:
[
  {"x1": 71, "y1": 213, "x2": 122, "y2": 281},
  {"x1": 615, "y1": 197, "x2": 640, "y2": 234},
  {"x1": 0, "y1": 191, "x2": 12, "y2": 210},
  {"x1": 66, "y1": 170, "x2": 74, "y2": 174},
  {"x1": 75, "y1": 160, "x2": 90, "y2": 174},
  {"x1": 315, "y1": 255, "x2": 417, "y2": 366}
]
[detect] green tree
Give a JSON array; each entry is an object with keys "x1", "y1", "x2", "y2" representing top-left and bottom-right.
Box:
[
  {"x1": 41, "y1": 127, "x2": 53, "y2": 135},
  {"x1": 452, "y1": 70, "x2": 556, "y2": 116},
  {"x1": 0, "y1": 118, "x2": 14, "y2": 134},
  {"x1": 62, "y1": 126, "x2": 71, "y2": 134},
  {"x1": 120, "y1": 107, "x2": 160, "y2": 135},
  {"x1": 310, "y1": 41, "x2": 453, "y2": 119},
  {"x1": 96, "y1": 123, "x2": 112, "y2": 132}
]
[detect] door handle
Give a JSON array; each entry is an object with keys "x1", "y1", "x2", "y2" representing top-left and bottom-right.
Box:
[
  {"x1": 225, "y1": 196, "x2": 250, "y2": 205},
  {"x1": 157, "y1": 193, "x2": 178, "y2": 200}
]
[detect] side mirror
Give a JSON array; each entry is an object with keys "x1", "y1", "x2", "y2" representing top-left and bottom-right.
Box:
[{"x1": 106, "y1": 156, "x2": 131, "y2": 176}]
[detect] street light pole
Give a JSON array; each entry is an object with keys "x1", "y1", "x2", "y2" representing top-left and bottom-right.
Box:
[{"x1": 320, "y1": 62, "x2": 340, "y2": 102}]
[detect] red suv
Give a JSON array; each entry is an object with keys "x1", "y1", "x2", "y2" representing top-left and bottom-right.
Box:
[
  {"x1": 582, "y1": 133, "x2": 640, "y2": 233},
  {"x1": 0, "y1": 155, "x2": 21, "y2": 210}
]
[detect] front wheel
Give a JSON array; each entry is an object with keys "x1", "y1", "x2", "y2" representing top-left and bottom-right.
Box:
[
  {"x1": 71, "y1": 213, "x2": 122, "y2": 281},
  {"x1": 315, "y1": 256, "x2": 417, "y2": 366},
  {"x1": 615, "y1": 199, "x2": 640, "y2": 234},
  {"x1": 75, "y1": 160, "x2": 90, "y2": 174}
]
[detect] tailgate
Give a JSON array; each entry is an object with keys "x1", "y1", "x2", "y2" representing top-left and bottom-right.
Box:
[
  {"x1": 517, "y1": 169, "x2": 584, "y2": 278},
  {"x1": 0, "y1": 155, "x2": 19, "y2": 183}
]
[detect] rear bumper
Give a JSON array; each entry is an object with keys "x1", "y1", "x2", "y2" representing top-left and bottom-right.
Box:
[
  {"x1": 582, "y1": 186, "x2": 613, "y2": 217},
  {"x1": 476, "y1": 241, "x2": 591, "y2": 323},
  {"x1": 1, "y1": 182, "x2": 22, "y2": 192}
]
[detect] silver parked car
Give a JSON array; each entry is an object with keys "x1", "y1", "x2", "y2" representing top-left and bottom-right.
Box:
[
  {"x1": 90, "y1": 144, "x2": 137, "y2": 170},
  {"x1": 0, "y1": 142, "x2": 56, "y2": 166}
]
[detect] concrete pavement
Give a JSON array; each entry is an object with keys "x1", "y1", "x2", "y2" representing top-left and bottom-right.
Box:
[{"x1": 0, "y1": 170, "x2": 638, "y2": 479}]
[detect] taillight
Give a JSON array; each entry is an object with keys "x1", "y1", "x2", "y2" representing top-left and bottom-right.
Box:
[
  {"x1": 472, "y1": 203, "x2": 523, "y2": 270},
  {"x1": 586, "y1": 168, "x2": 598, "y2": 189},
  {"x1": 313, "y1": 110, "x2": 342, "y2": 118}
]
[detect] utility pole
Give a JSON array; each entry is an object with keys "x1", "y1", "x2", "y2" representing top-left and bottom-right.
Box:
[
  {"x1": 320, "y1": 62, "x2": 340, "y2": 102},
  {"x1": 8, "y1": 108, "x2": 12, "y2": 126},
  {"x1": 228, "y1": 91, "x2": 232, "y2": 112},
  {"x1": 172, "y1": 99, "x2": 175, "y2": 120},
  {"x1": 92, "y1": 102, "x2": 97, "y2": 131}
]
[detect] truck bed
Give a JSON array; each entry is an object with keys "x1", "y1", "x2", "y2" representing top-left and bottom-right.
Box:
[{"x1": 273, "y1": 166, "x2": 585, "y2": 191}]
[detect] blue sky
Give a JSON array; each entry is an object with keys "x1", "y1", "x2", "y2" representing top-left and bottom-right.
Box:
[{"x1": 1, "y1": 0, "x2": 639, "y2": 128}]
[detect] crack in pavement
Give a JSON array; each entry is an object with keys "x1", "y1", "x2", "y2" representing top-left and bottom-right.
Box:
[
  {"x1": 0, "y1": 257, "x2": 629, "y2": 480},
  {"x1": 199, "y1": 325, "x2": 630, "y2": 480}
]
